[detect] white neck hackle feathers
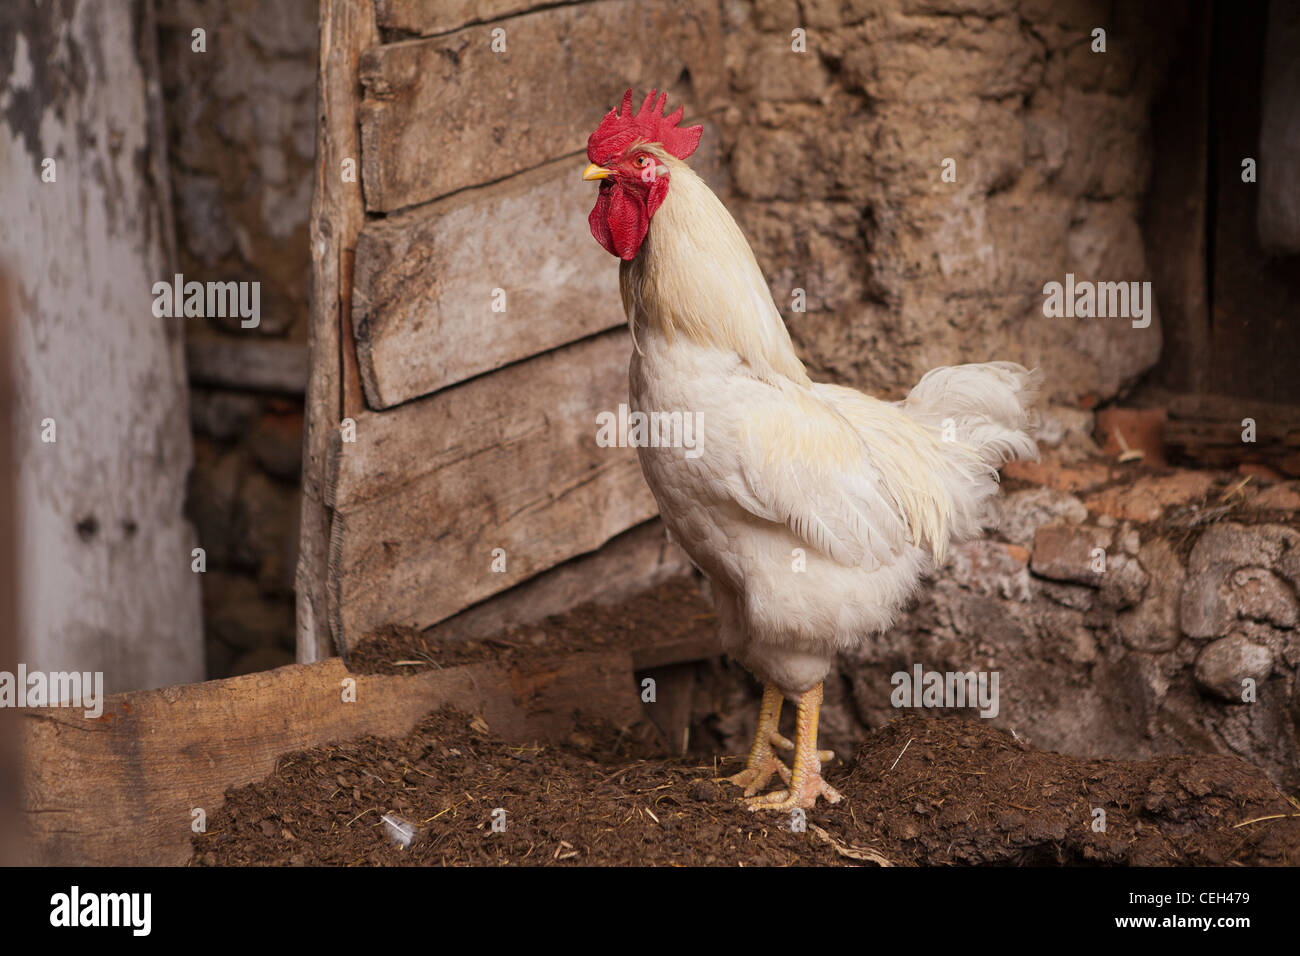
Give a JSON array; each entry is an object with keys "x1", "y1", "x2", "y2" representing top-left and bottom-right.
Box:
[{"x1": 620, "y1": 152, "x2": 810, "y2": 386}]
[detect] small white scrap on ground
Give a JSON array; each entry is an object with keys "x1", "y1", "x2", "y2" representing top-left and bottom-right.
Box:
[{"x1": 381, "y1": 813, "x2": 418, "y2": 849}]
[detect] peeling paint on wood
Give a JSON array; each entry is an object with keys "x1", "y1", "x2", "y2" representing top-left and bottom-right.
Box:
[{"x1": 0, "y1": 0, "x2": 202, "y2": 692}]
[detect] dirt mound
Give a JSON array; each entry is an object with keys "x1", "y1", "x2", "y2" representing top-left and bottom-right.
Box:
[
  {"x1": 192, "y1": 706, "x2": 1299, "y2": 866},
  {"x1": 845, "y1": 714, "x2": 1298, "y2": 865}
]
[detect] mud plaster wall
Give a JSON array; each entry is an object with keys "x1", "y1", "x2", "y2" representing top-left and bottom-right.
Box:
[
  {"x1": 718, "y1": 0, "x2": 1182, "y2": 405},
  {"x1": 155, "y1": 0, "x2": 317, "y2": 678}
]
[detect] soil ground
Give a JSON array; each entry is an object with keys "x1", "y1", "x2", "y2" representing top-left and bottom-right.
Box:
[
  {"x1": 192, "y1": 706, "x2": 1299, "y2": 866},
  {"x1": 193, "y1": 585, "x2": 1300, "y2": 867}
]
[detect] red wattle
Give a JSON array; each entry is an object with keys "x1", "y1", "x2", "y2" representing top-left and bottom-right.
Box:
[
  {"x1": 589, "y1": 176, "x2": 670, "y2": 261},
  {"x1": 589, "y1": 185, "x2": 617, "y2": 257},
  {"x1": 589, "y1": 181, "x2": 650, "y2": 261}
]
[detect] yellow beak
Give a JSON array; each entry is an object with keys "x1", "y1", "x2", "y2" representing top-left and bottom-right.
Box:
[{"x1": 582, "y1": 163, "x2": 612, "y2": 181}]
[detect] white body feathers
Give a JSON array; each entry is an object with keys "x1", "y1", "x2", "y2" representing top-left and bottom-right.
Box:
[{"x1": 621, "y1": 155, "x2": 1041, "y2": 696}]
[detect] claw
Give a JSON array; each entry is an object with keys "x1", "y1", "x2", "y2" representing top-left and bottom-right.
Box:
[
  {"x1": 722, "y1": 752, "x2": 791, "y2": 797},
  {"x1": 717, "y1": 681, "x2": 841, "y2": 811},
  {"x1": 745, "y1": 774, "x2": 842, "y2": 813}
]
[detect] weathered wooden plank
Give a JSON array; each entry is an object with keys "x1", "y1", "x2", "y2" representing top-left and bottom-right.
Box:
[
  {"x1": 358, "y1": 0, "x2": 722, "y2": 212},
  {"x1": 352, "y1": 156, "x2": 621, "y2": 408},
  {"x1": 375, "y1": 0, "x2": 538, "y2": 37},
  {"x1": 3, "y1": 0, "x2": 201, "y2": 693},
  {"x1": 1258, "y1": 0, "x2": 1300, "y2": 254},
  {"x1": 22, "y1": 653, "x2": 641, "y2": 866},
  {"x1": 186, "y1": 338, "x2": 309, "y2": 393},
  {"x1": 297, "y1": 0, "x2": 378, "y2": 662},
  {"x1": 331, "y1": 329, "x2": 635, "y2": 509},
  {"x1": 1165, "y1": 415, "x2": 1300, "y2": 476},
  {"x1": 326, "y1": 332, "x2": 659, "y2": 649},
  {"x1": 331, "y1": 451, "x2": 656, "y2": 646},
  {"x1": 353, "y1": 131, "x2": 723, "y2": 409}
]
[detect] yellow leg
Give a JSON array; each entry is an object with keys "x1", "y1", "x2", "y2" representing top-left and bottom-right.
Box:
[
  {"x1": 746, "y1": 681, "x2": 842, "y2": 812},
  {"x1": 719, "y1": 682, "x2": 791, "y2": 797}
]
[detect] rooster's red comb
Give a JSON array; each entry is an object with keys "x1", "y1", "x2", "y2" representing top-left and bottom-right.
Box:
[{"x1": 587, "y1": 89, "x2": 703, "y2": 164}]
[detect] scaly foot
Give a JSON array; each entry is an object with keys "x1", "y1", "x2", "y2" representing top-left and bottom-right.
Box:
[
  {"x1": 744, "y1": 681, "x2": 842, "y2": 812},
  {"x1": 770, "y1": 731, "x2": 835, "y2": 764},
  {"x1": 718, "y1": 682, "x2": 790, "y2": 797}
]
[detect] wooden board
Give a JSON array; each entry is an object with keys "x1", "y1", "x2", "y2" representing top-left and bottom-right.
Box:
[
  {"x1": 375, "y1": 0, "x2": 539, "y2": 37},
  {"x1": 358, "y1": 0, "x2": 722, "y2": 212},
  {"x1": 326, "y1": 331, "x2": 659, "y2": 648},
  {"x1": 351, "y1": 156, "x2": 621, "y2": 408},
  {"x1": 2, "y1": 0, "x2": 202, "y2": 692},
  {"x1": 22, "y1": 653, "x2": 643, "y2": 866},
  {"x1": 1165, "y1": 415, "x2": 1300, "y2": 476},
  {"x1": 297, "y1": 0, "x2": 378, "y2": 662},
  {"x1": 352, "y1": 132, "x2": 722, "y2": 409},
  {"x1": 186, "y1": 338, "x2": 309, "y2": 394},
  {"x1": 329, "y1": 329, "x2": 636, "y2": 510}
]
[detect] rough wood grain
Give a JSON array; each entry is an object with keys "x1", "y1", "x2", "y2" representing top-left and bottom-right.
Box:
[
  {"x1": 330, "y1": 329, "x2": 635, "y2": 509},
  {"x1": 297, "y1": 0, "x2": 378, "y2": 662},
  {"x1": 326, "y1": 331, "x2": 659, "y2": 649},
  {"x1": 331, "y1": 454, "x2": 656, "y2": 646},
  {"x1": 358, "y1": 0, "x2": 722, "y2": 211},
  {"x1": 352, "y1": 156, "x2": 621, "y2": 408},
  {"x1": 1165, "y1": 416, "x2": 1300, "y2": 476},
  {"x1": 22, "y1": 653, "x2": 641, "y2": 866},
  {"x1": 375, "y1": 0, "x2": 539, "y2": 36},
  {"x1": 352, "y1": 131, "x2": 723, "y2": 409}
]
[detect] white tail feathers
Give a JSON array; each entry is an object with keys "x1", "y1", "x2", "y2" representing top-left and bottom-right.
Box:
[
  {"x1": 901, "y1": 362, "x2": 1043, "y2": 468},
  {"x1": 890, "y1": 362, "x2": 1043, "y2": 558}
]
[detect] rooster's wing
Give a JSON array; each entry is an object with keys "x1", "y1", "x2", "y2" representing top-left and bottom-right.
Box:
[{"x1": 711, "y1": 386, "x2": 914, "y2": 570}]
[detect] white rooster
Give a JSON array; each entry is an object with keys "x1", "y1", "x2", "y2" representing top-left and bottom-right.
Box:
[{"x1": 583, "y1": 90, "x2": 1041, "y2": 810}]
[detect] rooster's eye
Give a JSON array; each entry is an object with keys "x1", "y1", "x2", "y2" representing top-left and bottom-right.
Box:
[{"x1": 634, "y1": 155, "x2": 652, "y2": 168}]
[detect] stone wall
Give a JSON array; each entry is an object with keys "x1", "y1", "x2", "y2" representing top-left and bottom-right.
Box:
[
  {"x1": 156, "y1": 0, "x2": 317, "y2": 677},
  {"x1": 843, "y1": 452, "x2": 1300, "y2": 792}
]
